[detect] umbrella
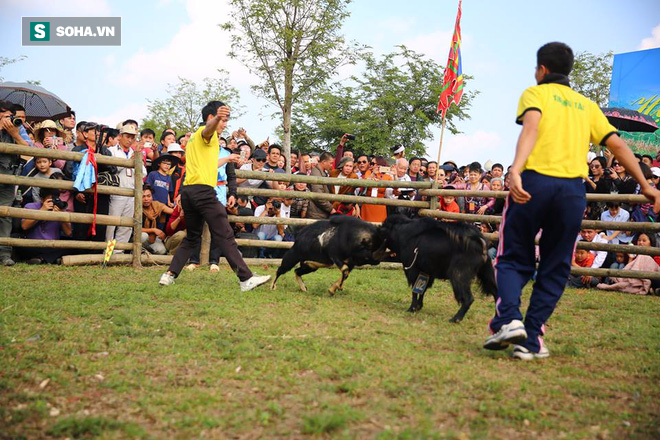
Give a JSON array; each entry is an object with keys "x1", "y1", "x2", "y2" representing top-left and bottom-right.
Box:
[
  {"x1": 601, "y1": 107, "x2": 659, "y2": 133},
  {"x1": 0, "y1": 81, "x2": 72, "y2": 122}
]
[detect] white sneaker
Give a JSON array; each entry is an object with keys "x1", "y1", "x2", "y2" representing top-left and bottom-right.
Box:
[
  {"x1": 483, "y1": 319, "x2": 527, "y2": 350},
  {"x1": 185, "y1": 264, "x2": 199, "y2": 272},
  {"x1": 512, "y1": 344, "x2": 550, "y2": 360},
  {"x1": 240, "y1": 274, "x2": 272, "y2": 292},
  {"x1": 209, "y1": 264, "x2": 220, "y2": 273},
  {"x1": 159, "y1": 272, "x2": 175, "y2": 286}
]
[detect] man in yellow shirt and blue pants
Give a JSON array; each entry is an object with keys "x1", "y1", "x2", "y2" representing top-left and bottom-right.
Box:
[{"x1": 484, "y1": 42, "x2": 660, "y2": 360}]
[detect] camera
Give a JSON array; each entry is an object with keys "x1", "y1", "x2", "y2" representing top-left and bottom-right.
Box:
[
  {"x1": 10, "y1": 115, "x2": 23, "y2": 127},
  {"x1": 344, "y1": 134, "x2": 356, "y2": 141},
  {"x1": 52, "y1": 197, "x2": 67, "y2": 210}
]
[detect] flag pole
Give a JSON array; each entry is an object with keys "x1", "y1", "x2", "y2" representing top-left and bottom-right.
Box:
[{"x1": 436, "y1": 113, "x2": 447, "y2": 165}]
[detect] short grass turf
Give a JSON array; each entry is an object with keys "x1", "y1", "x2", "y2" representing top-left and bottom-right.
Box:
[{"x1": 1, "y1": 264, "x2": 659, "y2": 439}]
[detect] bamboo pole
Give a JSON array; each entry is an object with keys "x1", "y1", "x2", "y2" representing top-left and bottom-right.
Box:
[
  {"x1": 428, "y1": 180, "x2": 439, "y2": 211},
  {"x1": 0, "y1": 142, "x2": 134, "y2": 168},
  {"x1": 0, "y1": 237, "x2": 132, "y2": 251},
  {"x1": 236, "y1": 238, "x2": 292, "y2": 249},
  {"x1": 419, "y1": 188, "x2": 650, "y2": 203},
  {"x1": 237, "y1": 187, "x2": 430, "y2": 208},
  {"x1": 0, "y1": 206, "x2": 133, "y2": 227},
  {"x1": 235, "y1": 170, "x2": 433, "y2": 189},
  {"x1": 436, "y1": 115, "x2": 447, "y2": 165},
  {"x1": 481, "y1": 232, "x2": 660, "y2": 256},
  {"x1": 132, "y1": 151, "x2": 143, "y2": 269},
  {"x1": 0, "y1": 174, "x2": 134, "y2": 197},
  {"x1": 418, "y1": 209, "x2": 660, "y2": 232}
]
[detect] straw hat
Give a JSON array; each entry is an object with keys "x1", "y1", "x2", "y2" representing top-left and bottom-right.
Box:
[{"x1": 34, "y1": 120, "x2": 65, "y2": 144}]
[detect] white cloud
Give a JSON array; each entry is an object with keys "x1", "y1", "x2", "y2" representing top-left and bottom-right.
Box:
[
  {"x1": 86, "y1": 102, "x2": 148, "y2": 128},
  {"x1": 6, "y1": 0, "x2": 111, "y2": 16},
  {"x1": 109, "y1": 0, "x2": 251, "y2": 92},
  {"x1": 639, "y1": 23, "x2": 660, "y2": 50},
  {"x1": 424, "y1": 130, "x2": 511, "y2": 167}
]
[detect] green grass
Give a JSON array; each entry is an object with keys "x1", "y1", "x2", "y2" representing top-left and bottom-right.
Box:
[{"x1": 1, "y1": 264, "x2": 659, "y2": 439}]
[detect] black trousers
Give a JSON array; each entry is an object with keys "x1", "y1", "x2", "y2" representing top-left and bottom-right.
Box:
[{"x1": 169, "y1": 185, "x2": 252, "y2": 280}]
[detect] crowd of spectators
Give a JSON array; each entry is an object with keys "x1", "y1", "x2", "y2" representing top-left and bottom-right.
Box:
[{"x1": 0, "y1": 100, "x2": 659, "y2": 294}]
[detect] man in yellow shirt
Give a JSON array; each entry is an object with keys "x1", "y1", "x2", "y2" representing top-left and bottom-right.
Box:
[
  {"x1": 159, "y1": 101, "x2": 270, "y2": 291},
  {"x1": 484, "y1": 42, "x2": 660, "y2": 360}
]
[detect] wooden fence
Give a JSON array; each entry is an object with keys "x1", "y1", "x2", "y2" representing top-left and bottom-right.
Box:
[{"x1": 1, "y1": 142, "x2": 658, "y2": 280}]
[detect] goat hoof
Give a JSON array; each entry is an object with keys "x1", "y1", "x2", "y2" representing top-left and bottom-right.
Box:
[
  {"x1": 448, "y1": 317, "x2": 461, "y2": 323},
  {"x1": 270, "y1": 281, "x2": 277, "y2": 290},
  {"x1": 407, "y1": 307, "x2": 417, "y2": 313}
]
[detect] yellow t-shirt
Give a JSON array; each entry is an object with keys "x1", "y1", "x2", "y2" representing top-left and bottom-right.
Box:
[
  {"x1": 516, "y1": 83, "x2": 617, "y2": 178},
  {"x1": 183, "y1": 126, "x2": 218, "y2": 187}
]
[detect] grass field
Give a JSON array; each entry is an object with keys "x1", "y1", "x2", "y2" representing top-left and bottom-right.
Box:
[{"x1": 1, "y1": 264, "x2": 659, "y2": 439}]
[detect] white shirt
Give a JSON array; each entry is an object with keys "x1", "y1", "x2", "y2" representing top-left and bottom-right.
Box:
[
  {"x1": 239, "y1": 163, "x2": 265, "y2": 188},
  {"x1": 108, "y1": 145, "x2": 146, "y2": 190},
  {"x1": 600, "y1": 208, "x2": 631, "y2": 244},
  {"x1": 577, "y1": 233, "x2": 609, "y2": 268}
]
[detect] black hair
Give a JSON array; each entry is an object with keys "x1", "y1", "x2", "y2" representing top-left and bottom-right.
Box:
[
  {"x1": 160, "y1": 130, "x2": 175, "y2": 142},
  {"x1": 356, "y1": 154, "x2": 369, "y2": 161},
  {"x1": 537, "y1": 42, "x2": 574, "y2": 76},
  {"x1": 633, "y1": 232, "x2": 656, "y2": 247},
  {"x1": 319, "y1": 151, "x2": 334, "y2": 162},
  {"x1": 76, "y1": 121, "x2": 88, "y2": 131},
  {"x1": 39, "y1": 187, "x2": 59, "y2": 200},
  {"x1": 642, "y1": 154, "x2": 654, "y2": 161},
  {"x1": 409, "y1": 157, "x2": 422, "y2": 166},
  {"x1": 427, "y1": 161, "x2": 438, "y2": 166},
  {"x1": 49, "y1": 172, "x2": 65, "y2": 181},
  {"x1": 140, "y1": 128, "x2": 155, "y2": 137},
  {"x1": 105, "y1": 128, "x2": 120, "y2": 139},
  {"x1": 143, "y1": 184, "x2": 154, "y2": 194},
  {"x1": 0, "y1": 100, "x2": 14, "y2": 113},
  {"x1": 468, "y1": 161, "x2": 482, "y2": 173},
  {"x1": 492, "y1": 163, "x2": 504, "y2": 171},
  {"x1": 201, "y1": 100, "x2": 226, "y2": 123},
  {"x1": 122, "y1": 119, "x2": 139, "y2": 127},
  {"x1": 268, "y1": 144, "x2": 282, "y2": 155},
  {"x1": 177, "y1": 135, "x2": 185, "y2": 143},
  {"x1": 590, "y1": 156, "x2": 607, "y2": 169},
  {"x1": 291, "y1": 149, "x2": 300, "y2": 157},
  {"x1": 639, "y1": 162, "x2": 653, "y2": 180},
  {"x1": 605, "y1": 201, "x2": 620, "y2": 209},
  {"x1": 237, "y1": 195, "x2": 249, "y2": 202},
  {"x1": 10, "y1": 103, "x2": 25, "y2": 113}
]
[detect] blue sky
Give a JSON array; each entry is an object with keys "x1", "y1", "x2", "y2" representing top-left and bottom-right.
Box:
[{"x1": 2, "y1": 0, "x2": 659, "y2": 167}]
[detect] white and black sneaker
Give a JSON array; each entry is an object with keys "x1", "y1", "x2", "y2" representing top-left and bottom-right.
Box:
[
  {"x1": 240, "y1": 274, "x2": 271, "y2": 292},
  {"x1": 512, "y1": 344, "x2": 550, "y2": 360},
  {"x1": 483, "y1": 319, "x2": 527, "y2": 350},
  {"x1": 159, "y1": 272, "x2": 175, "y2": 286}
]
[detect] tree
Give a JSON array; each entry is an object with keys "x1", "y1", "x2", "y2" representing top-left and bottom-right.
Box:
[
  {"x1": 570, "y1": 51, "x2": 613, "y2": 107},
  {"x1": 291, "y1": 46, "x2": 477, "y2": 157},
  {"x1": 222, "y1": 0, "x2": 361, "y2": 170},
  {"x1": 0, "y1": 56, "x2": 26, "y2": 81},
  {"x1": 142, "y1": 70, "x2": 241, "y2": 137}
]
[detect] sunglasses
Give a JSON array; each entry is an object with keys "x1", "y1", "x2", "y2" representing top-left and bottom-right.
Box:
[
  {"x1": 590, "y1": 164, "x2": 602, "y2": 169},
  {"x1": 613, "y1": 162, "x2": 620, "y2": 166},
  {"x1": 254, "y1": 158, "x2": 266, "y2": 162},
  {"x1": 357, "y1": 160, "x2": 368, "y2": 164}
]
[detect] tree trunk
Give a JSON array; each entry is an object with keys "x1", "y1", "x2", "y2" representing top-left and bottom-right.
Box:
[{"x1": 282, "y1": 67, "x2": 294, "y2": 173}]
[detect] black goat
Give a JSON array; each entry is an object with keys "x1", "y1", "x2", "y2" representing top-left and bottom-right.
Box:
[{"x1": 381, "y1": 215, "x2": 497, "y2": 322}]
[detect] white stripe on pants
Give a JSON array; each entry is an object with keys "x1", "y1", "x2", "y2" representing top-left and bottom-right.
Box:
[{"x1": 106, "y1": 195, "x2": 135, "y2": 243}]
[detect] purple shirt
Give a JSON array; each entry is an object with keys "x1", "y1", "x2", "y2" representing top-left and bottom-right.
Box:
[{"x1": 24, "y1": 202, "x2": 61, "y2": 240}]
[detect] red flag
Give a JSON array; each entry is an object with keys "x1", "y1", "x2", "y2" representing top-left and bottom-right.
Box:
[{"x1": 437, "y1": 0, "x2": 464, "y2": 119}]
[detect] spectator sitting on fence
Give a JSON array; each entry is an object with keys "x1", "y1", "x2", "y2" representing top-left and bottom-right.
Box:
[
  {"x1": 141, "y1": 184, "x2": 174, "y2": 255},
  {"x1": 307, "y1": 151, "x2": 335, "y2": 219},
  {"x1": 567, "y1": 227, "x2": 608, "y2": 288},
  {"x1": 253, "y1": 199, "x2": 286, "y2": 258},
  {"x1": 597, "y1": 232, "x2": 660, "y2": 295},
  {"x1": 329, "y1": 156, "x2": 359, "y2": 217},
  {"x1": 18, "y1": 187, "x2": 72, "y2": 264},
  {"x1": 146, "y1": 154, "x2": 179, "y2": 208}
]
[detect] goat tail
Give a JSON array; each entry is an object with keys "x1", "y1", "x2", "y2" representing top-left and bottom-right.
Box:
[{"x1": 477, "y1": 259, "x2": 498, "y2": 299}]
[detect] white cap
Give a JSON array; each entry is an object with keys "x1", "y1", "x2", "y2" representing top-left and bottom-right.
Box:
[
  {"x1": 484, "y1": 159, "x2": 493, "y2": 172},
  {"x1": 587, "y1": 151, "x2": 597, "y2": 163},
  {"x1": 167, "y1": 143, "x2": 185, "y2": 153},
  {"x1": 651, "y1": 167, "x2": 660, "y2": 177}
]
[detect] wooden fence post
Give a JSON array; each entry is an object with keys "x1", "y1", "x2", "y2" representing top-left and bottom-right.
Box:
[{"x1": 132, "y1": 150, "x2": 143, "y2": 269}]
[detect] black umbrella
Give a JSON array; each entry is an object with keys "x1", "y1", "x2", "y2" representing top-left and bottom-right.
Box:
[
  {"x1": 0, "y1": 81, "x2": 72, "y2": 122},
  {"x1": 601, "y1": 107, "x2": 659, "y2": 133}
]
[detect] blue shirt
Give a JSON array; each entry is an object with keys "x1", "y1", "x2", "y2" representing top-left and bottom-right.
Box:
[
  {"x1": 145, "y1": 171, "x2": 172, "y2": 205},
  {"x1": 19, "y1": 125, "x2": 33, "y2": 146},
  {"x1": 215, "y1": 147, "x2": 230, "y2": 205}
]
